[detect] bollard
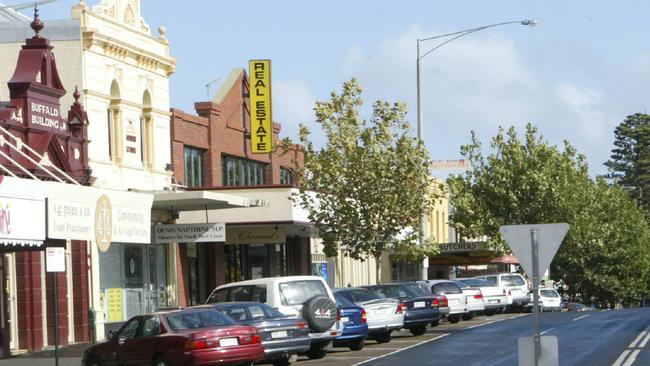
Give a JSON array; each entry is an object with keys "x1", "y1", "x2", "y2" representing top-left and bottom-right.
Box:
[{"x1": 88, "y1": 308, "x2": 96, "y2": 344}]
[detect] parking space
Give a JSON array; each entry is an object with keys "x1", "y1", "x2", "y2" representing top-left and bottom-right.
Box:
[{"x1": 297, "y1": 313, "x2": 525, "y2": 366}]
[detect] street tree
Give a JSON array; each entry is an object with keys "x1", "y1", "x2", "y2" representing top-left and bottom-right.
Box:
[
  {"x1": 290, "y1": 79, "x2": 437, "y2": 279},
  {"x1": 605, "y1": 113, "x2": 650, "y2": 210},
  {"x1": 448, "y1": 124, "x2": 650, "y2": 305}
]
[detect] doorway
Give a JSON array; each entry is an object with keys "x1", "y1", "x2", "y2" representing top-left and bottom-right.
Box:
[{"x1": 0, "y1": 255, "x2": 9, "y2": 358}]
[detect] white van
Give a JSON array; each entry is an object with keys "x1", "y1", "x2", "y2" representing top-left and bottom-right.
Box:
[
  {"x1": 206, "y1": 276, "x2": 343, "y2": 359},
  {"x1": 476, "y1": 273, "x2": 530, "y2": 311}
]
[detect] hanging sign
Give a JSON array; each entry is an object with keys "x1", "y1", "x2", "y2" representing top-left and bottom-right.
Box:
[
  {"x1": 45, "y1": 247, "x2": 66, "y2": 273},
  {"x1": 249, "y1": 59, "x2": 273, "y2": 153},
  {"x1": 154, "y1": 223, "x2": 226, "y2": 243}
]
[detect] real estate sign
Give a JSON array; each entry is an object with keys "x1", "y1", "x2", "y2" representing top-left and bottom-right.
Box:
[{"x1": 249, "y1": 59, "x2": 272, "y2": 153}]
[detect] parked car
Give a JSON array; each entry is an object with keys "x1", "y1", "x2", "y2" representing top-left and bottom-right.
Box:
[
  {"x1": 82, "y1": 307, "x2": 264, "y2": 366},
  {"x1": 475, "y1": 273, "x2": 530, "y2": 311},
  {"x1": 206, "y1": 276, "x2": 342, "y2": 359},
  {"x1": 452, "y1": 281, "x2": 485, "y2": 320},
  {"x1": 333, "y1": 293, "x2": 368, "y2": 351},
  {"x1": 455, "y1": 277, "x2": 508, "y2": 315},
  {"x1": 361, "y1": 282, "x2": 440, "y2": 336},
  {"x1": 416, "y1": 282, "x2": 450, "y2": 322},
  {"x1": 539, "y1": 288, "x2": 562, "y2": 312},
  {"x1": 419, "y1": 280, "x2": 469, "y2": 323},
  {"x1": 566, "y1": 302, "x2": 594, "y2": 312},
  {"x1": 333, "y1": 287, "x2": 404, "y2": 343},
  {"x1": 210, "y1": 302, "x2": 311, "y2": 366}
]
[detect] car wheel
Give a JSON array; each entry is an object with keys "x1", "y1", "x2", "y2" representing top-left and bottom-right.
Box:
[
  {"x1": 86, "y1": 355, "x2": 102, "y2": 366},
  {"x1": 461, "y1": 313, "x2": 474, "y2": 321},
  {"x1": 431, "y1": 320, "x2": 440, "y2": 327},
  {"x1": 349, "y1": 338, "x2": 365, "y2": 351},
  {"x1": 374, "y1": 331, "x2": 392, "y2": 343},
  {"x1": 448, "y1": 316, "x2": 461, "y2": 324},
  {"x1": 272, "y1": 357, "x2": 292, "y2": 366},
  {"x1": 409, "y1": 324, "x2": 427, "y2": 336},
  {"x1": 305, "y1": 341, "x2": 329, "y2": 359},
  {"x1": 153, "y1": 356, "x2": 169, "y2": 366}
]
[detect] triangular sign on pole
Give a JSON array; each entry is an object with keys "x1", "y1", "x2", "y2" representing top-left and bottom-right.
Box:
[{"x1": 499, "y1": 223, "x2": 569, "y2": 278}]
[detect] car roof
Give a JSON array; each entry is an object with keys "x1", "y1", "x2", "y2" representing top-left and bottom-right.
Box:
[
  {"x1": 215, "y1": 275, "x2": 326, "y2": 289},
  {"x1": 210, "y1": 301, "x2": 272, "y2": 307}
]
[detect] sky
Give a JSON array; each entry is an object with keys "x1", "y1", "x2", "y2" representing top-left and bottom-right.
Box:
[{"x1": 35, "y1": 0, "x2": 650, "y2": 178}]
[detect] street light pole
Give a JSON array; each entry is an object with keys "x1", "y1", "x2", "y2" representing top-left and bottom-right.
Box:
[{"x1": 416, "y1": 19, "x2": 537, "y2": 280}]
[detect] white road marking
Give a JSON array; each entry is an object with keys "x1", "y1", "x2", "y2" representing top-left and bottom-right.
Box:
[
  {"x1": 540, "y1": 327, "x2": 555, "y2": 335},
  {"x1": 612, "y1": 350, "x2": 631, "y2": 366},
  {"x1": 573, "y1": 314, "x2": 591, "y2": 321},
  {"x1": 629, "y1": 331, "x2": 648, "y2": 349},
  {"x1": 623, "y1": 350, "x2": 640, "y2": 366},
  {"x1": 637, "y1": 331, "x2": 650, "y2": 348}
]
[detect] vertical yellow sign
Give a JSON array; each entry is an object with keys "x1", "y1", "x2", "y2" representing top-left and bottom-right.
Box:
[
  {"x1": 107, "y1": 288, "x2": 123, "y2": 322},
  {"x1": 249, "y1": 60, "x2": 272, "y2": 153}
]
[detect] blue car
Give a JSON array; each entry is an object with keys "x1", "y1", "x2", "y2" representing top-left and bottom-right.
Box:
[
  {"x1": 333, "y1": 292, "x2": 368, "y2": 350},
  {"x1": 362, "y1": 282, "x2": 440, "y2": 336}
]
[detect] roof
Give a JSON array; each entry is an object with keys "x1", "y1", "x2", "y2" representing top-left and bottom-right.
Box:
[
  {"x1": 0, "y1": 3, "x2": 30, "y2": 23},
  {"x1": 211, "y1": 68, "x2": 244, "y2": 104},
  {"x1": 215, "y1": 275, "x2": 327, "y2": 289}
]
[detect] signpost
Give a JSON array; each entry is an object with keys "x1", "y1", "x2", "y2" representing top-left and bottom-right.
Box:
[
  {"x1": 500, "y1": 223, "x2": 569, "y2": 366},
  {"x1": 46, "y1": 247, "x2": 65, "y2": 366}
]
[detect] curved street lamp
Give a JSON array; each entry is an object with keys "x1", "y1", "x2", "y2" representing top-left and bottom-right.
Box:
[{"x1": 417, "y1": 19, "x2": 537, "y2": 280}]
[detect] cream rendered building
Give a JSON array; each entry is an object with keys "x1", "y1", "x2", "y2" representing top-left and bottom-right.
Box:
[{"x1": 0, "y1": 0, "x2": 177, "y2": 346}]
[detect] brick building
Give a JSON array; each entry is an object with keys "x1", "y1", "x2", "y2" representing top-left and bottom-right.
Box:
[{"x1": 170, "y1": 68, "x2": 311, "y2": 306}]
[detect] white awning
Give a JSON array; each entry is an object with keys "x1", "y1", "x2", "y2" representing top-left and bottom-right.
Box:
[
  {"x1": 152, "y1": 190, "x2": 267, "y2": 212},
  {"x1": 0, "y1": 239, "x2": 43, "y2": 248}
]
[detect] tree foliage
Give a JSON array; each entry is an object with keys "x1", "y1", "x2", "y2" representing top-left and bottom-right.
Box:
[
  {"x1": 292, "y1": 79, "x2": 436, "y2": 265},
  {"x1": 605, "y1": 113, "x2": 650, "y2": 210},
  {"x1": 448, "y1": 124, "x2": 650, "y2": 305}
]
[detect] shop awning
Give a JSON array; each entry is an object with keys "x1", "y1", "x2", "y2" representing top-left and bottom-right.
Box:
[
  {"x1": 0, "y1": 239, "x2": 43, "y2": 248},
  {"x1": 152, "y1": 190, "x2": 267, "y2": 213}
]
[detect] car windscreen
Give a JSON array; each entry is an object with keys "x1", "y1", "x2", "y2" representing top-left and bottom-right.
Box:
[
  {"x1": 279, "y1": 280, "x2": 328, "y2": 306},
  {"x1": 459, "y1": 279, "x2": 493, "y2": 287},
  {"x1": 165, "y1": 309, "x2": 234, "y2": 330},
  {"x1": 350, "y1": 289, "x2": 381, "y2": 302},
  {"x1": 502, "y1": 275, "x2": 526, "y2": 286},
  {"x1": 367, "y1": 285, "x2": 422, "y2": 299},
  {"x1": 334, "y1": 293, "x2": 356, "y2": 308},
  {"x1": 432, "y1": 282, "x2": 462, "y2": 295},
  {"x1": 540, "y1": 290, "x2": 559, "y2": 298},
  {"x1": 216, "y1": 303, "x2": 284, "y2": 321}
]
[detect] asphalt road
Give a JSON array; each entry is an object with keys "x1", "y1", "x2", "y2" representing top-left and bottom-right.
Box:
[{"x1": 356, "y1": 308, "x2": 650, "y2": 366}]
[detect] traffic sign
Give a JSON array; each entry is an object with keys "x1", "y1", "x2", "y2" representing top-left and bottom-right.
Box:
[{"x1": 499, "y1": 223, "x2": 569, "y2": 278}]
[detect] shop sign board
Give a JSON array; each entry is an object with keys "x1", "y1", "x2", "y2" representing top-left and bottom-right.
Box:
[
  {"x1": 227, "y1": 226, "x2": 286, "y2": 244},
  {"x1": 154, "y1": 223, "x2": 226, "y2": 244},
  {"x1": 45, "y1": 247, "x2": 66, "y2": 272},
  {"x1": 249, "y1": 59, "x2": 273, "y2": 153},
  {"x1": 438, "y1": 241, "x2": 491, "y2": 253},
  {"x1": 107, "y1": 288, "x2": 124, "y2": 322},
  {"x1": 0, "y1": 194, "x2": 45, "y2": 244}
]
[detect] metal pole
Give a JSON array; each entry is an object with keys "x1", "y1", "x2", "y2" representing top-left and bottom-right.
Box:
[
  {"x1": 53, "y1": 272, "x2": 60, "y2": 366},
  {"x1": 531, "y1": 229, "x2": 541, "y2": 366},
  {"x1": 417, "y1": 39, "x2": 428, "y2": 281}
]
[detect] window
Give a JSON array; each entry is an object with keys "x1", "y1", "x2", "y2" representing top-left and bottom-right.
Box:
[
  {"x1": 280, "y1": 167, "x2": 294, "y2": 185},
  {"x1": 184, "y1": 146, "x2": 205, "y2": 188},
  {"x1": 165, "y1": 309, "x2": 234, "y2": 330},
  {"x1": 431, "y1": 282, "x2": 462, "y2": 295},
  {"x1": 141, "y1": 316, "x2": 160, "y2": 337},
  {"x1": 117, "y1": 318, "x2": 140, "y2": 340},
  {"x1": 502, "y1": 275, "x2": 526, "y2": 286},
  {"x1": 222, "y1": 155, "x2": 267, "y2": 186},
  {"x1": 279, "y1": 280, "x2": 328, "y2": 306}
]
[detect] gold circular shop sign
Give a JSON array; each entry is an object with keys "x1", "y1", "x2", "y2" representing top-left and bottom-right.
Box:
[{"x1": 95, "y1": 194, "x2": 112, "y2": 253}]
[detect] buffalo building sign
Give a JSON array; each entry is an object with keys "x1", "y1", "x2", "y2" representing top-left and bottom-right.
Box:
[
  {"x1": 249, "y1": 60, "x2": 273, "y2": 153},
  {"x1": 154, "y1": 223, "x2": 226, "y2": 244},
  {"x1": 29, "y1": 101, "x2": 66, "y2": 132}
]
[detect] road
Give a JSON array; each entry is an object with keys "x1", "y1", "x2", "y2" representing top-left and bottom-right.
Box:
[{"x1": 348, "y1": 308, "x2": 650, "y2": 366}]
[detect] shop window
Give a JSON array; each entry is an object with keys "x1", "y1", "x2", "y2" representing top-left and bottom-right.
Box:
[
  {"x1": 391, "y1": 261, "x2": 419, "y2": 282},
  {"x1": 280, "y1": 167, "x2": 294, "y2": 185},
  {"x1": 222, "y1": 155, "x2": 267, "y2": 186},
  {"x1": 184, "y1": 146, "x2": 205, "y2": 188}
]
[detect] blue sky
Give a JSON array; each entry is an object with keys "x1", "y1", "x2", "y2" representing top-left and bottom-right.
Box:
[{"x1": 37, "y1": 1, "x2": 650, "y2": 177}]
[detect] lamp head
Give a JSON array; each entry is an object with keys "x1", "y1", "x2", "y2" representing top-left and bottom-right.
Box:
[{"x1": 520, "y1": 19, "x2": 538, "y2": 27}]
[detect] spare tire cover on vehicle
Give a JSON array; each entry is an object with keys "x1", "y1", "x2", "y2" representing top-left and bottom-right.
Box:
[{"x1": 302, "y1": 295, "x2": 337, "y2": 332}]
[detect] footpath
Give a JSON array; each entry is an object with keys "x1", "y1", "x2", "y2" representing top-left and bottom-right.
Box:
[{"x1": 2, "y1": 342, "x2": 87, "y2": 366}]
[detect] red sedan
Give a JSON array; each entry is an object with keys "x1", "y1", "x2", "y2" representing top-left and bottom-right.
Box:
[{"x1": 82, "y1": 306, "x2": 265, "y2": 366}]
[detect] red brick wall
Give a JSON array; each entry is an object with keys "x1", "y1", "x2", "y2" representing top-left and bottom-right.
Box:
[
  {"x1": 45, "y1": 269, "x2": 68, "y2": 348},
  {"x1": 170, "y1": 70, "x2": 304, "y2": 188}
]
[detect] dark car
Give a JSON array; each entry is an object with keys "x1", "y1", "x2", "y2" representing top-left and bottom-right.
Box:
[
  {"x1": 82, "y1": 306, "x2": 265, "y2": 366},
  {"x1": 333, "y1": 292, "x2": 368, "y2": 350},
  {"x1": 361, "y1": 282, "x2": 441, "y2": 336},
  {"x1": 211, "y1": 302, "x2": 311, "y2": 366}
]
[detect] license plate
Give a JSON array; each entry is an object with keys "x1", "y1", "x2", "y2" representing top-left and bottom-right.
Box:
[
  {"x1": 449, "y1": 299, "x2": 459, "y2": 305},
  {"x1": 271, "y1": 330, "x2": 288, "y2": 339},
  {"x1": 489, "y1": 299, "x2": 498, "y2": 304},
  {"x1": 341, "y1": 317, "x2": 349, "y2": 323},
  {"x1": 414, "y1": 301, "x2": 425, "y2": 308},
  {"x1": 373, "y1": 309, "x2": 389, "y2": 316},
  {"x1": 220, "y1": 337, "x2": 239, "y2": 347}
]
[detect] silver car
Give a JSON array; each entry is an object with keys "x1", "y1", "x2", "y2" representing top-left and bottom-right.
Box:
[
  {"x1": 334, "y1": 288, "x2": 404, "y2": 343},
  {"x1": 421, "y1": 280, "x2": 469, "y2": 323}
]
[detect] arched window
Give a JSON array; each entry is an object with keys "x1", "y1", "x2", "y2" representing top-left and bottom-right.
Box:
[
  {"x1": 141, "y1": 90, "x2": 153, "y2": 169},
  {"x1": 109, "y1": 80, "x2": 123, "y2": 164}
]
